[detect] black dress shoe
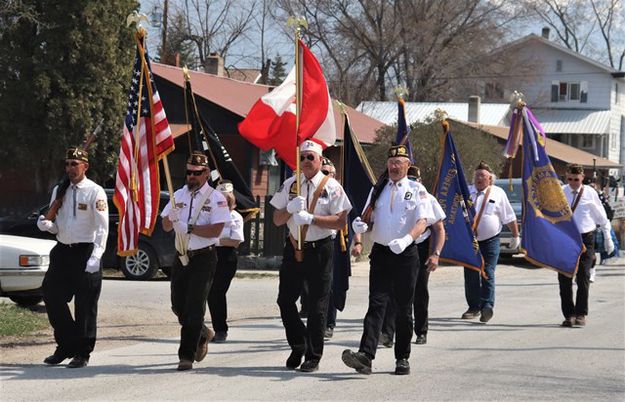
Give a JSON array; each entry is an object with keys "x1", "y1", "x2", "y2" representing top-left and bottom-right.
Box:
[
  {"x1": 286, "y1": 348, "x2": 305, "y2": 369},
  {"x1": 395, "y1": 358, "x2": 410, "y2": 375},
  {"x1": 67, "y1": 356, "x2": 89, "y2": 369},
  {"x1": 415, "y1": 334, "x2": 427, "y2": 345},
  {"x1": 212, "y1": 331, "x2": 227, "y2": 343},
  {"x1": 44, "y1": 353, "x2": 70, "y2": 365},
  {"x1": 324, "y1": 327, "x2": 334, "y2": 340},
  {"x1": 561, "y1": 317, "x2": 574, "y2": 327},
  {"x1": 341, "y1": 350, "x2": 372, "y2": 375},
  {"x1": 378, "y1": 333, "x2": 393, "y2": 348},
  {"x1": 300, "y1": 359, "x2": 319, "y2": 372}
]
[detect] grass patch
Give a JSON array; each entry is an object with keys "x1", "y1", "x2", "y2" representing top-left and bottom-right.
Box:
[{"x1": 0, "y1": 303, "x2": 48, "y2": 337}]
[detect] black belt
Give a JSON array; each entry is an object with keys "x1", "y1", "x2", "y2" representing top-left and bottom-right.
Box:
[
  {"x1": 301, "y1": 236, "x2": 332, "y2": 249},
  {"x1": 58, "y1": 242, "x2": 92, "y2": 248},
  {"x1": 187, "y1": 245, "x2": 215, "y2": 259}
]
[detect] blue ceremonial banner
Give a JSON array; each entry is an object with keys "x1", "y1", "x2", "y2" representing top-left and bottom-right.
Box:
[
  {"x1": 396, "y1": 98, "x2": 414, "y2": 162},
  {"x1": 433, "y1": 130, "x2": 484, "y2": 271},
  {"x1": 517, "y1": 106, "x2": 584, "y2": 277}
]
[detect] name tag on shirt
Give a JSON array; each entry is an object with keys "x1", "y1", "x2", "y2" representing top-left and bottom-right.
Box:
[{"x1": 78, "y1": 203, "x2": 88, "y2": 211}]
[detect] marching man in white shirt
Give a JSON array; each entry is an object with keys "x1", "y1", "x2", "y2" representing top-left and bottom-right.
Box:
[
  {"x1": 37, "y1": 146, "x2": 109, "y2": 368},
  {"x1": 462, "y1": 161, "x2": 519, "y2": 323},
  {"x1": 271, "y1": 140, "x2": 352, "y2": 373},
  {"x1": 161, "y1": 152, "x2": 231, "y2": 371},
  {"x1": 342, "y1": 145, "x2": 435, "y2": 376},
  {"x1": 560, "y1": 164, "x2": 614, "y2": 327}
]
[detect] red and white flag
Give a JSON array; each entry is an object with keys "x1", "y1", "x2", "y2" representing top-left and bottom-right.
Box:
[
  {"x1": 113, "y1": 35, "x2": 174, "y2": 256},
  {"x1": 238, "y1": 40, "x2": 335, "y2": 168}
]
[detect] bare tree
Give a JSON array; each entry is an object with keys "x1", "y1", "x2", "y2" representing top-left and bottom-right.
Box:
[
  {"x1": 525, "y1": 0, "x2": 624, "y2": 69},
  {"x1": 180, "y1": 0, "x2": 256, "y2": 71}
]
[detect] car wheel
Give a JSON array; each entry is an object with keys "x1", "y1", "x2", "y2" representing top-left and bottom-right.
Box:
[
  {"x1": 10, "y1": 296, "x2": 43, "y2": 307},
  {"x1": 120, "y1": 244, "x2": 158, "y2": 280}
]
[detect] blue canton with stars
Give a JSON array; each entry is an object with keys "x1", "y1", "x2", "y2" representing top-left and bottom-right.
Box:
[{"x1": 125, "y1": 46, "x2": 157, "y2": 131}]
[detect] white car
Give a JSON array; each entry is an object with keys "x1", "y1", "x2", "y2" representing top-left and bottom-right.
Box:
[{"x1": 0, "y1": 234, "x2": 55, "y2": 306}]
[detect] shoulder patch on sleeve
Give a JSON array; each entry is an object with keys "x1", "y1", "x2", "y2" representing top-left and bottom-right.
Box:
[{"x1": 96, "y1": 199, "x2": 107, "y2": 211}]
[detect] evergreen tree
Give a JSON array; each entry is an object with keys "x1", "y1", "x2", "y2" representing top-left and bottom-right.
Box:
[
  {"x1": 0, "y1": 0, "x2": 139, "y2": 202},
  {"x1": 158, "y1": 11, "x2": 198, "y2": 68},
  {"x1": 269, "y1": 55, "x2": 287, "y2": 86}
]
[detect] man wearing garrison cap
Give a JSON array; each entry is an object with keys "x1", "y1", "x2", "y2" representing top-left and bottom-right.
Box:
[
  {"x1": 270, "y1": 140, "x2": 352, "y2": 373},
  {"x1": 37, "y1": 146, "x2": 109, "y2": 368},
  {"x1": 161, "y1": 151, "x2": 231, "y2": 371},
  {"x1": 343, "y1": 144, "x2": 435, "y2": 376}
]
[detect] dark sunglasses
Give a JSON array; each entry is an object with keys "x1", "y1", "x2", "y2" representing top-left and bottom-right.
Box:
[
  {"x1": 186, "y1": 169, "x2": 206, "y2": 176},
  {"x1": 567, "y1": 178, "x2": 580, "y2": 182},
  {"x1": 300, "y1": 154, "x2": 315, "y2": 162},
  {"x1": 321, "y1": 170, "x2": 330, "y2": 176},
  {"x1": 65, "y1": 161, "x2": 82, "y2": 167}
]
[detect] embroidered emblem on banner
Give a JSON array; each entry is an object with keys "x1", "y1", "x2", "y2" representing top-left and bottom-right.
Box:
[{"x1": 526, "y1": 164, "x2": 572, "y2": 224}]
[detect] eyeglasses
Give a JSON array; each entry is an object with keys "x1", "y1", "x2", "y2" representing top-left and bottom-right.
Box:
[
  {"x1": 567, "y1": 178, "x2": 580, "y2": 182},
  {"x1": 300, "y1": 154, "x2": 315, "y2": 162},
  {"x1": 65, "y1": 161, "x2": 81, "y2": 167},
  {"x1": 186, "y1": 169, "x2": 206, "y2": 176}
]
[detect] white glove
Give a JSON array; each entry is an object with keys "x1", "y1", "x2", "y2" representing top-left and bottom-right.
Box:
[
  {"x1": 173, "y1": 220, "x2": 188, "y2": 235},
  {"x1": 287, "y1": 196, "x2": 307, "y2": 214},
  {"x1": 352, "y1": 217, "x2": 368, "y2": 234},
  {"x1": 168, "y1": 208, "x2": 180, "y2": 222},
  {"x1": 85, "y1": 256, "x2": 100, "y2": 273},
  {"x1": 604, "y1": 231, "x2": 615, "y2": 255},
  {"x1": 37, "y1": 215, "x2": 54, "y2": 232},
  {"x1": 509, "y1": 236, "x2": 521, "y2": 250},
  {"x1": 293, "y1": 210, "x2": 314, "y2": 226},
  {"x1": 388, "y1": 234, "x2": 413, "y2": 255}
]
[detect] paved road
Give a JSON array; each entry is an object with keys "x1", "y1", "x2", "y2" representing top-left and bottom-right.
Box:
[{"x1": 1, "y1": 259, "x2": 624, "y2": 401}]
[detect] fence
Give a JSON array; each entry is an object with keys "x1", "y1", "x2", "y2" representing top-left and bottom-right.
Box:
[{"x1": 239, "y1": 195, "x2": 286, "y2": 257}]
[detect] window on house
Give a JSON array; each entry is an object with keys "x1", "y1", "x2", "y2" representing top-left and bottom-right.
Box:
[
  {"x1": 559, "y1": 82, "x2": 568, "y2": 101},
  {"x1": 551, "y1": 81, "x2": 587, "y2": 103},
  {"x1": 570, "y1": 83, "x2": 580, "y2": 100},
  {"x1": 580, "y1": 134, "x2": 594, "y2": 149},
  {"x1": 485, "y1": 82, "x2": 504, "y2": 100},
  {"x1": 556, "y1": 60, "x2": 562, "y2": 72}
]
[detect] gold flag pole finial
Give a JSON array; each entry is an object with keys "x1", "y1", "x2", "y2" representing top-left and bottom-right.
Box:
[
  {"x1": 434, "y1": 108, "x2": 449, "y2": 133},
  {"x1": 126, "y1": 11, "x2": 149, "y2": 30},
  {"x1": 510, "y1": 90, "x2": 526, "y2": 109},
  {"x1": 393, "y1": 86, "x2": 408, "y2": 101},
  {"x1": 287, "y1": 16, "x2": 308, "y2": 36},
  {"x1": 183, "y1": 65, "x2": 191, "y2": 81},
  {"x1": 333, "y1": 99, "x2": 347, "y2": 115}
]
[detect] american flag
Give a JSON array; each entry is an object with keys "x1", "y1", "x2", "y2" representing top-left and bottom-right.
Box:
[{"x1": 113, "y1": 35, "x2": 174, "y2": 256}]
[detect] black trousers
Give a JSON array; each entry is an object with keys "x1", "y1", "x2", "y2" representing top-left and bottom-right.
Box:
[
  {"x1": 277, "y1": 237, "x2": 333, "y2": 362},
  {"x1": 558, "y1": 231, "x2": 595, "y2": 318},
  {"x1": 43, "y1": 242, "x2": 101, "y2": 358},
  {"x1": 171, "y1": 249, "x2": 217, "y2": 361},
  {"x1": 208, "y1": 247, "x2": 238, "y2": 332},
  {"x1": 381, "y1": 240, "x2": 430, "y2": 338},
  {"x1": 360, "y1": 242, "x2": 419, "y2": 360}
]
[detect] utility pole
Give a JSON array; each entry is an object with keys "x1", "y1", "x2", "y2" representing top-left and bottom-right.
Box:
[{"x1": 161, "y1": 0, "x2": 169, "y2": 64}]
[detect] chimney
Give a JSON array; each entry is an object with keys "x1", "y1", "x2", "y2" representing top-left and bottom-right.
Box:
[
  {"x1": 541, "y1": 27, "x2": 550, "y2": 40},
  {"x1": 204, "y1": 52, "x2": 224, "y2": 76},
  {"x1": 468, "y1": 95, "x2": 481, "y2": 123}
]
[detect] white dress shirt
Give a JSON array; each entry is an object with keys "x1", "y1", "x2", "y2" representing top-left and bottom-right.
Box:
[
  {"x1": 364, "y1": 177, "x2": 436, "y2": 246},
  {"x1": 562, "y1": 184, "x2": 610, "y2": 234},
  {"x1": 49, "y1": 177, "x2": 109, "y2": 259},
  {"x1": 161, "y1": 182, "x2": 231, "y2": 250},
  {"x1": 415, "y1": 193, "x2": 447, "y2": 244},
  {"x1": 270, "y1": 170, "x2": 352, "y2": 241},
  {"x1": 217, "y1": 210, "x2": 245, "y2": 244},
  {"x1": 470, "y1": 184, "x2": 516, "y2": 241}
]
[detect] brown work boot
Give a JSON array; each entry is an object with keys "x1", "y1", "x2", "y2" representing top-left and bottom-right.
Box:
[
  {"x1": 177, "y1": 359, "x2": 193, "y2": 371},
  {"x1": 575, "y1": 315, "x2": 586, "y2": 326},
  {"x1": 561, "y1": 317, "x2": 575, "y2": 327}
]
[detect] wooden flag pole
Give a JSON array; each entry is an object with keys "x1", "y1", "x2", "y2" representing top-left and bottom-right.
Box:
[{"x1": 288, "y1": 16, "x2": 308, "y2": 251}]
